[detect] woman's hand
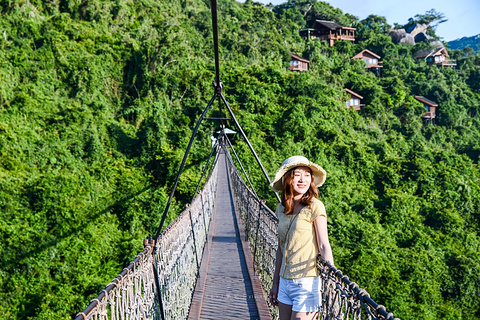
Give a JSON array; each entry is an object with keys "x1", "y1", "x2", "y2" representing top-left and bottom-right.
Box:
[
  {"x1": 269, "y1": 282, "x2": 279, "y2": 306},
  {"x1": 270, "y1": 247, "x2": 282, "y2": 307}
]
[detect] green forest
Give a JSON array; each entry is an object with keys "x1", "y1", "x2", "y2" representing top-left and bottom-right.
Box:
[{"x1": 1, "y1": 0, "x2": 480, "y2": 319}]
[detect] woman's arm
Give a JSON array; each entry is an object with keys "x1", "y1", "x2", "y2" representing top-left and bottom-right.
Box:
[
  {"x1": 314, "y1": 215, "x2": 334, "y2": 266},
  {"x1": 269, "y1": 246, "x2": 283, "y2": 306}
]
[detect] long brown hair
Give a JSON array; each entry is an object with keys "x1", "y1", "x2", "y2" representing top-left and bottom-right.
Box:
[{"x1": 281, "y1": 167, "x2": 318, "y2": 214}]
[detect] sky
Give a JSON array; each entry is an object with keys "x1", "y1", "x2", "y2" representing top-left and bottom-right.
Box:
[{"x1": 252, "y1": 0, "x2": 480, "y2": 42}]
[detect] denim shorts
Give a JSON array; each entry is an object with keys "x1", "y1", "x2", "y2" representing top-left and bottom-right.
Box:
[{"x1": 277, "y1": 276, "x2": 322, "y2": 313}]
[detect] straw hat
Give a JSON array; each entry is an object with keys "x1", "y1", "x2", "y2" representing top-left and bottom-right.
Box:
[{"x1": 270, "y1": 156, "x2": 326, "y2": 192}]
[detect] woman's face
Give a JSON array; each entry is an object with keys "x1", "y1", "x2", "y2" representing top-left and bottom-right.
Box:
[{"x1": 291, "y1": 166, "x2": 312, "y2": 196}]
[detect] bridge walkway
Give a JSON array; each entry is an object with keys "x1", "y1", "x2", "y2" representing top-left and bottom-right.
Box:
[{"x1": 188, "y1": 152, "x2": 271, "y2": 320}]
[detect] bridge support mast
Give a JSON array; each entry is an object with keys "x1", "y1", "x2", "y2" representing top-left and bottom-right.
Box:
[{"x1": 152, "y1": 0, "x2": 279, "y2": 316}]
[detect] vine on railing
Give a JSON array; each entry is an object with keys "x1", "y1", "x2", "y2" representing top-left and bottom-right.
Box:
[
  {"x1": 75, "y1": 155, "x2": 218, "y2": 320},
  {"x1": 225, "y1": 149, "x2": 399, "y2": 320}
]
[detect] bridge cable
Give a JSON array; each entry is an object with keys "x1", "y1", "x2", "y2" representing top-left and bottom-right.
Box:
[
  {"x1": 219, "y1": 93, "x2": 281, "y2": 202},
  {"x1": 223, "y1": 133, "x2": 258, "y2": 197},
  {"x1": 150, "y1": 2, "x2": 224, "y2": 316},
  {"x1": 151, "y1": 93, "x2": 216, "y2": 320},
  {"x1": 153, "y1": 92, "x2": 217, "y2": 241},
  {"x1": 210, "y1": 0, "x2": 225, "y2": 128},
  {"x1": 191, "y1": 138, "x2": 220, "y2": 203},
  {"x1": 151, "y1": 0, "x2": 281, "y2": 310},
  {"x1": 153, "y1": 0, "x2": 279, "y2": 241}
]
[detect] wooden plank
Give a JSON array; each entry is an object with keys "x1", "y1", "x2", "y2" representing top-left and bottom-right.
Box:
[{"x1": 188, "y1": 153, "x2": 268, "y2": 320}]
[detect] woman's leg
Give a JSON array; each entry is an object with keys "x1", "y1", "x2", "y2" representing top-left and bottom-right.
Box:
[
  {"x1": 290, "y1": 311, "x2": 319, "y2": 320},
  {"x1": 279, "y1": 302, "x2": 293, "y2": 320}
]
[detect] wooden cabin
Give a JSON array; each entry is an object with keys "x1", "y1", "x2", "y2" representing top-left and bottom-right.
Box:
[
  {"x1": 351, "y1": 49, "x2": 383, "y2": 76},
  {"x1": 300, "y1": 20, "x2": 356, "y2": 46},
  {"x1": 415, "y1": 95, "x2": 438, "y2": 124},
  {"x1": 289, "y1": 52, "x2": 310, "y2": 72},
  {"x1": 345, "y1": 88, "x2": 363, "y2": 110},
  {"x1": 415, "y1": 47, "x2": 456, "y2": 68}
]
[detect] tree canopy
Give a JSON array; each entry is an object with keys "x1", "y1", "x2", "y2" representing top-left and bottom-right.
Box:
[{"x1": 1, "y1": 0, "x2": 479, "y2": 319}]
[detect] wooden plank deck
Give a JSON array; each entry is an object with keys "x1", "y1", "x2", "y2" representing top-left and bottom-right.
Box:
[{"x1": 188, "y1": 152, "x2": 271, "y2": 320}]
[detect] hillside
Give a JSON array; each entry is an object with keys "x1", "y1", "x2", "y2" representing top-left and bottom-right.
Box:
[
  {"x1": 1, "y1": 0, "x2": 480, "y2": 319},
  {"x1": 448, "y1": 34, "x2": 480, "y2": 52}
]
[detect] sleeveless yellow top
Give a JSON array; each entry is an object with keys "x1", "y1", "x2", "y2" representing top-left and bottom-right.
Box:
[{"x1": 275, "y1": 198, "x2": 326, "y2": 279}]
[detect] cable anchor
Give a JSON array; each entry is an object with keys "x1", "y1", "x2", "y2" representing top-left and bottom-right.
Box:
[{"x1": 212, "y1": 80, "x2": 223, "y2": 96}]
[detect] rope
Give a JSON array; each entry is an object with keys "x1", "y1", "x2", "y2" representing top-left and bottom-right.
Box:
[
  {"x1": 225, "y1": 151, "x2": 400, "y2": 320},
  {"x1": 223, "y1": 134, "x2": 258, "y2": 197},
  {"x1": 74, "y1": 0, "x2": 397, "y2": 318},
  {"x1": 75, "y1": 150, "x2": 399, "y2": 320}
]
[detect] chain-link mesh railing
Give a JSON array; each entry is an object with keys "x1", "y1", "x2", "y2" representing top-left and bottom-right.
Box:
[
  {"x1": 75, "y1": 146, "x2": 399, "y2": 320},
  {"x1": 153, "y1": 159, "x2": 217, "y2": 319},
  {"x1": 74, "y1": 243, "x2": 159, "y2": 320},
  {"x1": 75, "y1": 155, "x2": 218, "y2": 320},
  {"x1": 225, "y1": 149, "x2": 399, "y2": 320},
  {"x1": 317, "y1": 257, "x2": 400, "y2": 320}
]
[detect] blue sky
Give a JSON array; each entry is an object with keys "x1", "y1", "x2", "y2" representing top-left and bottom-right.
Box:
[{"x1": 252, "y1": 0, "x2": 480, "y2": 42}]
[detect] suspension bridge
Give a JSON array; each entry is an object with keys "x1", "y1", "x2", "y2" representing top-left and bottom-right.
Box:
[
  {"x1": 74, "y1": 136, "x2": 398, "y2": 320},
  {"x1": 75, "y1": 0, "x2": 400, "y2": 318}
]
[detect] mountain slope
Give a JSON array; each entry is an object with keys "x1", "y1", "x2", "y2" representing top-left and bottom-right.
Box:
[
  {"x1": 448, "y1": 34, "x2": 480, "y2": 52},
  {"x1": 1, "y1": 0, "x2": 480, "y2": 319}
]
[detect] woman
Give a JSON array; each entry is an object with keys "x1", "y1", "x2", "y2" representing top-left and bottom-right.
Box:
[{"x1": 268, "y1": 156, "x2": 334, "y2": 320}]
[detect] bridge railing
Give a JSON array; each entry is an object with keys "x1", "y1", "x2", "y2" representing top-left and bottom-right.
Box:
[
  {"x1": 317, "y1": 257, "x2": 399, "y2": 320},
  {"x1": 75, "y1": 152, "x2": 219, "y2": 320},
  {"x1": 225, "y1": 151, "x2": 279, "y2": 317},
  {"x1": 225, "y1": 150, "x2": 399, "y2": 320},
  {"x1": 153, "y1": 154, "x2": 218, "y2": 319},
  {"x1": 74, "y1": 243, "x2": 158, "y2": 320}
]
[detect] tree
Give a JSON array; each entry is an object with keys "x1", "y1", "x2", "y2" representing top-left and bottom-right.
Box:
[
  {"x1": 356, "y1": 14, "x2": 391, "y2": 42},
  {"x1": 403, "y1": 9, "x2": 447, "y2": 37},
  {"x1": 414, "y1": 9, "x2": 448, "y2": 30}
]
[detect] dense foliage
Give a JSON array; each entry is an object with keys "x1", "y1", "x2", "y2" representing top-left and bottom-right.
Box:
[{"x1": 1, "y1": 0, "x2": 479, "y2": 319}]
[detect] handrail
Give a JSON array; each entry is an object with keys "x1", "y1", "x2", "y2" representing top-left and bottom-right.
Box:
[
  {"x1": 317, "y1": 257, "x2": 400, "y2": 320},
  {"x1": 224, "y1": 148, "x2": 400, "y2": 320},
  {"x1": 75, "y1": 157, "x2": 219, "y2": 320},
  {"x1": 76, "y1": 147, "x2": 399, "y2": 320},
  {"x1": 74, "y1": 242, "x2": 157, "y2": 320}
]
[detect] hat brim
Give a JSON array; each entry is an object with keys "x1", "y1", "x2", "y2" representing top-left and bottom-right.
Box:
[{"x1": 270, "y1": 160, "x2": 326, "y2": 192}]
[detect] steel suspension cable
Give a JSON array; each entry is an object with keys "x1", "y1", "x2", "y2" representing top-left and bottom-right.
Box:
[
  {"x1": 211, "y1": 0, "x2": 221, "y2": 92},
  {"x1": 223, "y1": 133, "x2": 258, "y2": 197},
  {"x1": 154, "y1": 0, "x2": 282, "y2": 241},
  {"x1": 219, "y1": 92, "x2": 281, "y2": 202},
  {"x1": 191, "y1": 139, "x2": 219, "y2": 202},
  {"x1": 154, "y1": 92, "x2": 217, "y2": 240}
]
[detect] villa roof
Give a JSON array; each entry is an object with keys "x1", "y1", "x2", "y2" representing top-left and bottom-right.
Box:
[
  {"x1": 313, "y1": 20, "x2": 356, "y2": 31},
  {"x1": 351, "y1": 49, "x2": 381, "y2": 60},
  {"x1": 289, "y1": 52, "x2": 310, "y2": 63},
  {"x1": 415, "y1": 95, "x2": 438, "y2": 107},
  {"x1": 415, "y1": 46, "x2": 448, "y2": 59},
  {"x1": 345, "y1": 88, "x2": 363, "y2": 99}
]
